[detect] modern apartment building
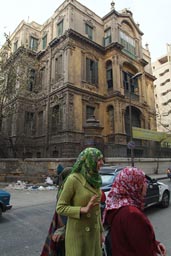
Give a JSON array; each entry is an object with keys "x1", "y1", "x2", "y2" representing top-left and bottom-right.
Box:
[
  {"x1": 0, "y1": 0, "x2": 157, "y2": 158},
  {"x1": 152, "y1": 44, "x2": 171, "y2": 133}
]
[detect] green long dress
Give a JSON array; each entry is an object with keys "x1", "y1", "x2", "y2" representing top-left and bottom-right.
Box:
[{"x1": 56, "y1": 173, "x2": 103, "y2": 256}]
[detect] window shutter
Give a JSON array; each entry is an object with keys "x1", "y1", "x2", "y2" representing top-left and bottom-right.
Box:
[
  {"x1": 94, "y1": 61, "x2": 98, "y2": 85},
  {"x1": 86, "y1": 58, "x2": 90, "y2": 83}
]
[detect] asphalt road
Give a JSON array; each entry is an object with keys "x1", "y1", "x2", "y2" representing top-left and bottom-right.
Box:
[
  {"x1": 0, "y1": 189, "x2": 57, "y2": 256},
  {"x1": 0, "y1": 180, "x2": 171, "y2": 256}
]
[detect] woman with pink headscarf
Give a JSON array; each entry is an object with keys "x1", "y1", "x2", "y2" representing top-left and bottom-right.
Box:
[{"x1": 103, "y1": 167, "x2": 166, "y2": 256}]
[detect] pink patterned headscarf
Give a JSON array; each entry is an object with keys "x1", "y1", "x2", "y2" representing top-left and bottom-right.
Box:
[{"x1": 105, "y1": 167, "x2": 146, "y2": 214}]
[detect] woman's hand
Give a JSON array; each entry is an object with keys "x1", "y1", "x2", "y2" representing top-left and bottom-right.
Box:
[
  {"x1": 101, "y1": 232, "x2": 105, "y2": 245},
  {"x1": 81, "y1": 195, "x2": 100, "y2": 214},
  {"x1": 157, "y1": 243, "x2": 166, "y2": 256},
  {"x1": 52, "y1": 226, "x2": 65, "y2": 243},
  {"x1": 52, "y1": 233, "x2": 64, "y2": 243}
]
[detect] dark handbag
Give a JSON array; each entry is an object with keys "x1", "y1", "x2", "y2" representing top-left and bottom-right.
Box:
[
  {"x1": 102, "y1": 226, "x2": 112, "y2": 256},
  {"x1": 105, "y1": 227, "x2": 112, "y2": 256},
  {"x1": 56, "y1": 239, "x2": 65, "y2": 256}
]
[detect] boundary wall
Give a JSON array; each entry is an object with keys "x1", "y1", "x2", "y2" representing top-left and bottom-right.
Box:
[{"x1": 0, "y1": 158, "x2": 170, "y2": 183}]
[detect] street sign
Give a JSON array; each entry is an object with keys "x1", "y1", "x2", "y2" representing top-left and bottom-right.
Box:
[{"x1": 127, "y1": 141, "x2": 136, "y2": 149}]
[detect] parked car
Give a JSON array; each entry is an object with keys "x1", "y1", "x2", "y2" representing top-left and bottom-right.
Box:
[
  {"x1": 100, "y1": 165, "x2": 170, "y2": 208},
  {"x1": 0, "y1": 189, "x2": 12, "y2": 216}
]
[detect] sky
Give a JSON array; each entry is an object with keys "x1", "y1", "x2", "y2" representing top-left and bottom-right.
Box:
[{"x1": 0, "y1": 0, "x2": 170, "y2": 62}]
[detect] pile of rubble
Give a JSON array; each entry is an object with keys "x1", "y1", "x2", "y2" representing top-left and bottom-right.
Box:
[{"x1": 5, "y1": 177, "x2": 58, "y2": 191}]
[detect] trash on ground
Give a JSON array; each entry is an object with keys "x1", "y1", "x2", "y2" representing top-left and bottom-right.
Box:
[{"x1": 4, "y1": 178, "x2": 58, "y2": 191}]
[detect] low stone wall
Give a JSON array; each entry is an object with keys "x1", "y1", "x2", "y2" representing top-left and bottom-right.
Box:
[
  {"x1": 0, "y1": 157, "x2": 170, "y2": 183},
  {"x1": 105, "y1": 157, "x2": 171, "y2": 175},
  {"x1": 0, "y1": 158, "x2": 76, "y2": 183}
]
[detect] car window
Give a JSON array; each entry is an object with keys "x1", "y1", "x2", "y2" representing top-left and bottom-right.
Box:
[
  {"x1": 100, "y1": 167, "x2": 118, "y2": 172},
  {"x1": 101, "y1": 174, "x2": 115, "y2": 186}
]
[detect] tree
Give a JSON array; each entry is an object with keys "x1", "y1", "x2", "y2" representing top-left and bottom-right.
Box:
[{"x1": 0, "y1": 33, "x2": 40, "y2": 157}]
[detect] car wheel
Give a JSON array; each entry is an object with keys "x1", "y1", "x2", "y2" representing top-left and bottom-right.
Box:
[
  {"x1": 160, "y1": 191, "x2": 170, "y2": 208},
  {"x1": 0, "y1": 207, "x2": 2, "y2": 217}
]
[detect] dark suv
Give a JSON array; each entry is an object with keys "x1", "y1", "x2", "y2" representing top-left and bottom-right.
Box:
[{"x1": 0, "y1": 189, "x2": 12, "y2": 216}]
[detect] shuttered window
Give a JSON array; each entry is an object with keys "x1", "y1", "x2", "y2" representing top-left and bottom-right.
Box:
[{"x1": 86, "y1": 58, "x2": 98, "y2": 85}]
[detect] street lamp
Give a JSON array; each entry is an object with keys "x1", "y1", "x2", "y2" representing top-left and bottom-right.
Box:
[{"x1": 128, "y1": 72, "x2": 143, "y2": 167}]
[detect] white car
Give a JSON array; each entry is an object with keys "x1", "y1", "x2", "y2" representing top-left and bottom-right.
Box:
[{"x1": 100, "y1": 166, "x2": 170, "y2": 208}]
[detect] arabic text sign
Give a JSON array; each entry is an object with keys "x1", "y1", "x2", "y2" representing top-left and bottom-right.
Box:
[{"x1": 132, "y1": 127, "x2": 166, "y2": 142}]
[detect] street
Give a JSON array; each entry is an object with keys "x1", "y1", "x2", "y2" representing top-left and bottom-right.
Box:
[
  {"x1": 0, "y1": 189, "x2": 57, "y2": 256},
  {"x1": 0, "y1": 181, "x2": 171, "y2": 256}
]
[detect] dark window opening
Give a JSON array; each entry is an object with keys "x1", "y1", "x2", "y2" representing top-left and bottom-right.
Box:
[
  {"x1": 57, "y1": 20, "x2": 63, "y2": 37},
  {"x1": 51, "y1": 105, "x2": 61, "y2": 133},
  {"x1": 85, "y1": 24, "x2": 93, "y2": 40},
  {"x1": 24, "y1": 112, "x2": 35, "y2": 136},
  {"x1": 30, "y1": 36, "x2": 38, "y2": 51},
  {"x1": 123, "y1": 71, "x2": 138, "y2": 94},
  {"x1": 52, "y1": 150, "x2": 59, "y2": 157},
  {"x1": 28, "y1": 69, "x2": 36, "y2": 91},
  {"x1": 104, "y1": 28, "x2": 111, "y2": 46},
  {"x1": 42, "y1": 35, "x2": 47, "y2": 49},
  {"x1": 106, "y1": 61, "x2": 113, "y2": 89},
  {"x1": 86, "y1": 58, "x2": 98, "y2": 85},
  {"x1": 86, "y1": 106, "x2": 95, "y2": 120}
]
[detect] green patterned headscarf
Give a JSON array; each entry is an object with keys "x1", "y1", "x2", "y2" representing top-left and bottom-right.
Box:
[{"x1": 71, "y1": 147, "x2": 103, "y2": 189}]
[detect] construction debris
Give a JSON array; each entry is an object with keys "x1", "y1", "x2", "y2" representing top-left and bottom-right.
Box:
[{"x1": 4, "y1": 178, "x2": 58, "y2": 191}]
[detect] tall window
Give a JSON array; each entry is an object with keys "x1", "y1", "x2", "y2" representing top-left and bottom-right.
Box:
[
  {"x1": 122, "y1": 71, "x2": 138, "y2": 94},
  {"x1": 107, "y1": 105, "x2": 114, "y2": 134},
  {"x1": 37, "y1": 111, "x2": 43, "y2": 135},
  {"x1": 85, "y1": 24, "x2": 93, "y2": 40},
  {"x1": 29, "y1": 36, "x2": 38, "y2": 51},
  {"x1": 39, "y1": 67, "x2": 45, "y2": 90},
  {"x1": 119, "y1": 31, "x2": 136, "y2": 57},
  {"x1": 57, "y1": 20, "x2": 63, "y2": 37},
  {"x1": 104, "y1": 28, "x2": 111, "y2": 46},
  {"x1": 51, "y1": 105, "x2": 61, "y2": 133},
  {"x1": 28, "y1": 69, "x2": 36, "y2": 91},
  {"x1": 86, "y1": 58, "x2": 98, "y2": 85},
  {"x1": 86, "y1": 106, "x2": 95, "y2": 120},
  {"x1": 55, "y1": 55, "x2": 62, "y2": 81},
  {"x1": 42, "y1": 35, "x2": 47, "y2": 49},
  {"x1": 106, "y1": 60, "x2": 113, "y2": 89},
  {"x1": 24, "y1": 112, "x2": 35, "y2": 136},
  {"x1": 125, "y1": 107, "x2": 141, "y2": 138}
]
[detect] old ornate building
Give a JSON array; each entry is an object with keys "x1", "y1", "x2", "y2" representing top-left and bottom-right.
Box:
[{"x1": 0, "y1": 0, "x2": 156, "y2": 158}]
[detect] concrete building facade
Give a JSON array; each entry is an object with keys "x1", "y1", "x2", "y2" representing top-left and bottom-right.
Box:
[
  {"x1": 152, "y1": 44, "x2": 171, "y2": 134},
  {"x1": 0, "y1": 0, "x2": 157, "y2": 158}
]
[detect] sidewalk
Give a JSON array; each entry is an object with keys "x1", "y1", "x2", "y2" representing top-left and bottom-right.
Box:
[{"x1": 150, "y1": 173, "x2": 168, "y2": 180}]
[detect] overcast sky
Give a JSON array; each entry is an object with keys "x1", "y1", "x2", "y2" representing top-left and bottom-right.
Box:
[{"x1": 0, "y1": 0, "x2": 170, "y2": 62}]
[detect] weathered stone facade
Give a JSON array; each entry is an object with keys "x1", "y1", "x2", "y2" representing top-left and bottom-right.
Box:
[{"x1": 0, "y1": 0, "x2": 156, "y2": 158}]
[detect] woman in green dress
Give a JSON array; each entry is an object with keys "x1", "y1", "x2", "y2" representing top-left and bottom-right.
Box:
[{"x1": 56, "y1": 147, "x2": 104, "y2": 256}]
